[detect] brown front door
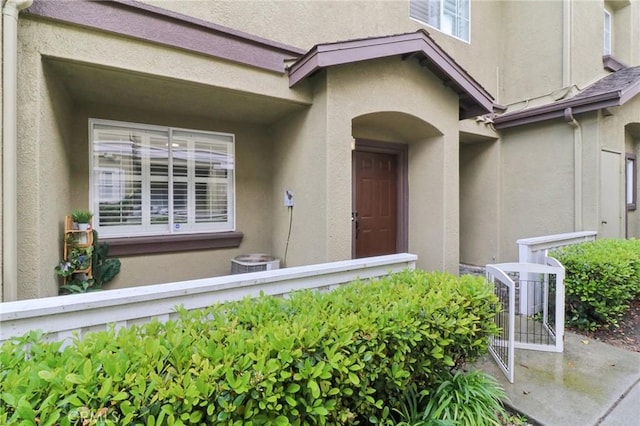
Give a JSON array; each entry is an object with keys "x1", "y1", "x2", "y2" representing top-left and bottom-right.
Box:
[{"x1": 354, "y1": 150, "x2": 398, "y2": 258}]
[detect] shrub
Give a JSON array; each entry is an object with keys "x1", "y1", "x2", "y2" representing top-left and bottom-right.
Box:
[
  {"x1": 551, "y1": 239, "x2": 640, "y2": 330},
  {"x1": 0, "y1": 270, "x2": 498, "y2": 425}
]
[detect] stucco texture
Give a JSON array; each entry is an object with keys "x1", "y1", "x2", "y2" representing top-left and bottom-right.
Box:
[
  {"x1": 324, "y1": 56, "x2": 460, "y2": 272},
  {"x1": 14, "y1": 18, "x2": 309, "y2": 296}
]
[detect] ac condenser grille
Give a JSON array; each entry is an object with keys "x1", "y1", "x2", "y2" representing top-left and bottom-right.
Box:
[{"x1": 231, "y1": 254, "x2": 280, "y2": 274}]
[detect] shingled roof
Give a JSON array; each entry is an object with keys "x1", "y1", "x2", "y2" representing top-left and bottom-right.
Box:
[{"x1": 494, "y1": 65, "x2": 640, "y2": 129}]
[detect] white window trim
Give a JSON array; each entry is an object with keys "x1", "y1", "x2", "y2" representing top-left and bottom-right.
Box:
[
  {"x1": 409, "y1": 0, "x2": 471, "y2": 44},
  {"x1": 603, "y1": 9, "x2": 612, "y2": 55},
  {"x1": 89, "y1": 118, "x2": 236, "y2": 238},
  {"x1": 626, "y1": 153, "x2": 637, "y2": 211}
]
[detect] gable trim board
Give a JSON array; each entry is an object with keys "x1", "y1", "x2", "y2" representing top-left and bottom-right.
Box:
[
  {"x1": 288, "y1": 30, "x2": 494, "y2": 120},
  {"x1": 24, "y1": 0, "x2": 304, "y2": 73},
  {"x1": 495, "y1": 66, "x2": 640, "y2": 129}
]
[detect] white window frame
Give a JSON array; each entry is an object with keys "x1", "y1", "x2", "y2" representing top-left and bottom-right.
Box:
[
  {"x1": 603, "y1": 9, "x2": 612, "y2": 55},
  {"x1": 409, "y1": 0, "x2": 471, "y2": 43},
  {"x1": 89, "y1": 119, "x2": 236, "y2": 238},
  {"x1": 627, "y1": 153, "x2": 636, "y2": 211}
]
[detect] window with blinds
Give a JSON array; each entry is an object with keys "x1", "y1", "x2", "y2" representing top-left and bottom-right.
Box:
[
  {"x1": 410, "y1": 0, "x2": 470, "y2": 42},
  {"x1": 90, "y1": 120, "x2": 235, "y2": 237}
]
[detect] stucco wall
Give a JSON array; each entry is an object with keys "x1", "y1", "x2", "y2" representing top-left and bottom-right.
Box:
[
  {"x1": 13, "y1": 17, "x2": 309, "y2": 296},
  {"x1": 460, "y1": 138, "x2": 500, "y2": 266},
  {"x1": 500, "y1": 0, "x2": 563, "y2": 104},
  {"x1": 142, "y1": 0, "x2": 504, "y2": 102},
  {"x1": 598, "y1": 96, "x2": 640, "y2": 238},
  {"x1": 609, "y1": 0, "x2": 640, "y2": 67},
  {"x1": 270, "y1": 80, "x2": 329, "y2": 268},
  {"x1": 499, "y1": 121, "x2": 576, "y2": 261},
  {"x1": 324, "y1": 56, "x2": 460, "y2": 272}
]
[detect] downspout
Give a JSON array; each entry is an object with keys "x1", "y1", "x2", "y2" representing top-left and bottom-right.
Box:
[
  {"x1": 564, "y1": 108, "x2": 583, "y2": 231},
  {"x1": 2, "y1": 0, "x2": 32, "y2": 301},
  {"x1": 562, "y1": 0, "x2": 571, "y2": 87}
]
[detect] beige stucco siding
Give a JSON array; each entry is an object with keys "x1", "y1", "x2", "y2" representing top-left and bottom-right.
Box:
[
  {"x1": 499, "y1": 121, "x2": 576, "y2": 261},
  {"x1": 460, "y1": 138, "x2": 500, "y2": 266},
  {"x1": 324, "y1": 56, "x2": 460, "y2": 272},
  {"x1": 500, "y1": 0, "x2": 564, "y2": 104},
  {"x1": 13, "y1": 18, "x2": 310, "y2": 296},
  {"x1": 142, "y1": 0, "x2": 503, "y2": 103},
  {"x1": 598, "y1": 97, "x2": 640, "y2": 239},
  {"x1": 609, "y1": 0, "x2": 640, "y2": 67},
  {"x1": 270, "y1": 80, "x2": 330, "y2": 268}
]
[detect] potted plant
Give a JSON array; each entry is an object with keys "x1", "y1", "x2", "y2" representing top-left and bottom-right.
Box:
[
  {"x1": 71, "y1": 209, "x2": 93, "y2": 231},
  {"x1": 55, "y1": 245, "x2": 93, "y2": 279}
]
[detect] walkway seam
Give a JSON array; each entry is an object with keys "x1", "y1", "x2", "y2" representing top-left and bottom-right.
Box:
[{"x1": 594, "y1": 375, "x2": 640, "y2": 425}]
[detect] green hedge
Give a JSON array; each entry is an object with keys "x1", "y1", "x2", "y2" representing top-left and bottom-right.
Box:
[
  {"x1": 551, "y1": 238, "x2": 640, "y2": 330},
  {"x1": 0, "y1": 270, "x2": 499, "y2": 425}
]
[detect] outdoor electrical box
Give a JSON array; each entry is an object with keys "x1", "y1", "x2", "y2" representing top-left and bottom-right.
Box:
[{"x1": 284, "y1": 190, "x2": 294, "y2": 207}]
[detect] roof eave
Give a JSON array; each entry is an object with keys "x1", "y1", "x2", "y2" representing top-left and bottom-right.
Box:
[
  {"x1": 288, "y1": 31, "x2": 494, "y2": 118},
  {"x1": 493, "y1": 92, "x2": 622, "y2": 129}
]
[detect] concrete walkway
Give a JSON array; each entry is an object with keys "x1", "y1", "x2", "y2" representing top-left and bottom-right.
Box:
[{"x1": 474, "y1": 331, "x2": 640, "y2": 426}]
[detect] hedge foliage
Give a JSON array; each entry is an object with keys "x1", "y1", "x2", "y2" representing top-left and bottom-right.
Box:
[
  {"x1": 0, "y1": 270, "x2": 499, "y2": 425},
  {"x1": 551, "y1": 238, "x2": 640, "y2": 330}
]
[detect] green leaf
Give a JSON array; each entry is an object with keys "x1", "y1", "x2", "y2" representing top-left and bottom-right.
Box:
[
  {"x1": 348, "y1": 372, "x2": 360, "y2": 386},
  {"x1": 65, "y1": 373, "x2": 86, "y2": 385},
  {"x1": 285, "y1": 383, "x2": 300, "y2": 393},
  {"x1": 285, "y1": 396, "x2": 296, "y2": 407},
  {"x1": 37, "y1": 370, "x2": 55, "y2": 382},
  {"x1": 16, "y1": 398, "x2": 35, "y2": 422},
  {"x1": 307, "y1": 380, "x2": 320, "y2": 399},
  {"x1": 275, "y1": 415, "x2": 290, "y2": 426},
  {"x1": 313, "y1": 406, "x2": 328, "y2": 415}
]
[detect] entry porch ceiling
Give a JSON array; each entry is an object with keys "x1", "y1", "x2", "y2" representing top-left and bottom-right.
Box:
[{"x1": 43, "y1": 57, "x2": 307, "y2": 125}]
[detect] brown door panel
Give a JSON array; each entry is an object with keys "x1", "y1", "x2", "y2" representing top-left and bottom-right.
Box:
[{"x1": 354, "y1": 151, "x2": 398, "y2": 258}]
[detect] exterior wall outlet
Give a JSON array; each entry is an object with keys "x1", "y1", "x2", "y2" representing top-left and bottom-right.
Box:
[{"x1": 284, "y1": 190, "x2": 294, "y2": 207}]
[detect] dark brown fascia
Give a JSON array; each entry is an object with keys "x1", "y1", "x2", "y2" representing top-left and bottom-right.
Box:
[
  {"x1": 603, "y1": 55, "x2": 628, "y2": 72},
  {"x1": 25, "y1": 0, "x2": 305, "y2": 73},
  {"x1": 493, "y1": 91, "x2": 629, "y2": 129},
  {"x1": 288, "y1": 30, "x2": 494, "y2": 120}
]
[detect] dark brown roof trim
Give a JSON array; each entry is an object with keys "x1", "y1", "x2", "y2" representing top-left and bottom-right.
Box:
[
  {"x1": 603, "y1": 55, "x2": 627, "y2": 72},
  {"x1": 105, "y1": 231, "x2": 243, "y2": 256},
  {"x1": 25, "y1": 0, "x2": 304, "y2": 73},
  {"x1": 494, "y1": 67, "x2": 640, "y2": 129},
  {"x1": 288, "y1": 30, "x2": 494, "y2": 120}
]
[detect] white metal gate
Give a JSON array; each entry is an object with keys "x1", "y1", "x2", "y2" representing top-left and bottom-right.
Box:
[{"x1": 486, "y1": 258, "x2": 565, "y2": 383}]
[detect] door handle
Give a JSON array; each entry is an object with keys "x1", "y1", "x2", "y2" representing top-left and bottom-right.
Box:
[
  {"x1": 352, "y1": 212, "x2": 359, "y2": 239},
  {"x1": 601, "y1": 221, "x2": 608, "y2": 224}
]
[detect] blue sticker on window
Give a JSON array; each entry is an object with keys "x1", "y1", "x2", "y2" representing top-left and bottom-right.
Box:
[{"x1": 175, "y1": 224, "x2": 180, "y2": 230}]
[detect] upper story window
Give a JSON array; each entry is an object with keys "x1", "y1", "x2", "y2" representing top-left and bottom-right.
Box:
[
  {"x1": 410, "y1": 0, "x2": 470, "y2": 42},
  {"x1": 603, "y1": 9, "x2": 612, "y2": 55},
  {"x1": 90, "y1": 119, "x2": 235, "y2": 238}
]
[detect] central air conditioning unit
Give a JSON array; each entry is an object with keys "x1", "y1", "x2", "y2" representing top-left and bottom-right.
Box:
[{"x1": 231, "y1": 254, "x2": 280, "y2": 274}]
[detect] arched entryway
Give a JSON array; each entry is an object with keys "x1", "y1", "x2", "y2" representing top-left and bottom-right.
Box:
[{"x1": 351, "y1": 112, "x2": 441, "y2": 258}]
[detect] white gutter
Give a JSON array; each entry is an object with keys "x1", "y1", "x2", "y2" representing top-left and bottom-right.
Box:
[
  {"x1": 2, "y1": 0, "x2": 32, "y2": 301},
  {"x1": 564, "y1": 108, "x2": 583, "y2": 231}
]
